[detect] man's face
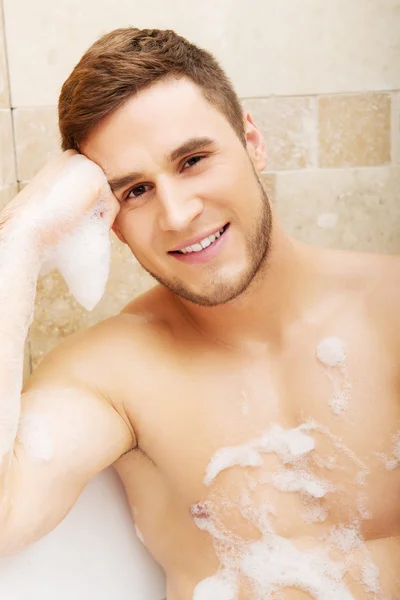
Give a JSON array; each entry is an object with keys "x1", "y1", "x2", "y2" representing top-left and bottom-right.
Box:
[{"x1": 83, "y1": 78, "x2": 272, "y2": 307}]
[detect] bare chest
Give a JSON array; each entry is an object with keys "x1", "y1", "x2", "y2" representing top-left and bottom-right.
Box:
[{"x1": 133, "y1": 335, "x2": 400, "y2": 543}]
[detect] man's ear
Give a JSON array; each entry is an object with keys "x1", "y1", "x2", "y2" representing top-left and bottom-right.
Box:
[
  {"x1": 243, "y1": 111, "x2": 267, "y2": 173},
  {"x1": 112, "y1": 224, "x2": 127, "y2": 244}
]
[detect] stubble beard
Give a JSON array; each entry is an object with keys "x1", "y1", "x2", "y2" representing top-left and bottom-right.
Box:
[{"x1": 136, "y1": 177, "x2": 273, "y2": 308}]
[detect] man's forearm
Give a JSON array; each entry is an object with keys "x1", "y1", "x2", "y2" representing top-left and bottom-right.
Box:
[{"x1": 0, "y1": 207, "x2": 42, "y2": 503}]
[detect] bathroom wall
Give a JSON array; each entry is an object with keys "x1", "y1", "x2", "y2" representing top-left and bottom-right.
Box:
[
  {"x1": 1, "y1": 0, "x2": 399, "y2": 366},
  {"x1": 0, "y1": 0, "x2": 399, "y2": 598}
]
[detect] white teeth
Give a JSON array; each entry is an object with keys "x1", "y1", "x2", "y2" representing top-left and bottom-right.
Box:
[{"x1": 178, "y1": 227, "x2": 225, "y2": 254}]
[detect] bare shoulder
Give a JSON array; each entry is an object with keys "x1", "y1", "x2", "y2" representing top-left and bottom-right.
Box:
[
  {"x1": 358, "y1": 252, "x2": 400, "y2": 312},
  {"x1": 333, "y1": 249, "x2": 400, "y2": 342},
  {"x1": 28, "y1": 284, "x2": 176, "y2": 402}
]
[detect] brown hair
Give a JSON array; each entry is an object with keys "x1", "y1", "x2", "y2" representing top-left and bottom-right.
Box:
[{"x1": 58, "y1": 27, "x2": 246, "y2": 151}]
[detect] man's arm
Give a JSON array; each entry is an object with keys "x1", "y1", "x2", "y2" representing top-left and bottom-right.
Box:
[
  {"x1": 1, "y1": 345, "x2": 135, "y2": 557},
  {"x1": 0, "y1": 151, "x2": 130, "y2": 556},
  {"x1": 0, "y1": 351, "x2": 135, "y2": 556}
]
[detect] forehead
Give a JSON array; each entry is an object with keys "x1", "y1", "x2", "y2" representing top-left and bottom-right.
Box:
[{"x1": 82, "y1": 78, "x2": 233, "y2": 173}]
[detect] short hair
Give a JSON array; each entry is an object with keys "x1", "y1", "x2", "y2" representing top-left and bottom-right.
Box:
[{"x1": 58, "y1": 27, "x2": 246, "y2": 151}]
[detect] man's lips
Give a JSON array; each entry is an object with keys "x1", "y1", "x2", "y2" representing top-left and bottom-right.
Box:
[
  {"x1": 168, "y1": 224, "x2": 229, "y2": 253},
  {"x1": 169, "y1": 224, "x2": 230, "y2": 264}
]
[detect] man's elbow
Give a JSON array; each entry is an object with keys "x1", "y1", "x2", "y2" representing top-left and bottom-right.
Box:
[{"x1": 0, "y1": 503, "x2": 28, "y2": 559}]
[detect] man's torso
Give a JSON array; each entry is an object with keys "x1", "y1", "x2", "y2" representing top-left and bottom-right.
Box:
[{"x1": 89, "y1": 250, "x2": 400, "y2": 599}]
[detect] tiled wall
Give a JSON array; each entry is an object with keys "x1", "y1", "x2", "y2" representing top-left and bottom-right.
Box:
[{"x1": 0, "y1": 0, "x2": 399, "y2": 375}]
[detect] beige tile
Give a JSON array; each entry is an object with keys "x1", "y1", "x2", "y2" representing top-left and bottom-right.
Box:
[
  {"x1": 275, "y1": 166, "x2": 400, "y2": 254},
  {"x1": 13, "y1": 107, "x2": 60, "y2": 181},
  {"x1": 0, "y1": 182, "x2": 18, "y2": 209},
  {"x1": 392, "y1": 91, "x2": 400, "y2": 164},
  {"x1": 243, "y1": 97, "x2": 317, "y2": 170},
  {"x1": 0, "y1": 0, "x2": 10, "y2": 108},
  {"x1": 0, "y1": 109, "x2": 16, "y2": 184},
  {"x1": 30, "y1": 236, "x2": 155, "y2": 369},
  {"x1": 319, "y1": 93, "x2": 391, "y2": 168},
  {"x1": 4, "y1": 0, "x2": 400, "y2": 106}
]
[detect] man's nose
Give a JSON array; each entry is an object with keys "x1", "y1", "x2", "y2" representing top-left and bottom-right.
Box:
[{"x1": 156, "y1": 178, "x2": 203, "y2": 232}]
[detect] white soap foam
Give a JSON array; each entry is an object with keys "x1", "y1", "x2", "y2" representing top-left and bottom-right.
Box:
[
  {"x1": 193, "y1": 509, "x2": 241, "y2": 547},
  {"x1": 17, "y1": 412, "x2": 54, "y2": 462},
  {"x1": 316, "y1": 337, "x2": 347, "y2": 368},
  {"x1": 0, "y1": 219, "x2": 42, "y2": 466},
  {"x1": 256, "y1": 425, "x2": 316, "y2": 463},
  {"x1": 41, "y1": 206, "x2": 111, "y2": 311},
  {"x1": 325, "y1": 520, "x2": 383, "y2": 596},
  {"x1": 361, "y1": 557, "x2": 381, "y2": 594},
  {"x1": 330, "y1": 391, "x2": 350, "y2": 416},
  {"x1": 204, "y1": 445, "x2": 262, "y2": 486},
  {"x1": 273, "y1": 469, "x2": 329, "y2": 498},
  {"x1": 0, "y1": 156, "x2": 115, "y2": 498},
  {"x1": 394, "y1": 432, "x2": 400, "y2": 460},
  {"x1": 302, "y1": 420, "x2": 369, "y2": 486},
  {"x1": 36, "y1": 155, "x2": 117, "y2": 311},
  {"x1": 327, "y1": 524, "x2": 363, "y2": 553},
  {"x1": 379, "y1": 431, "x2": 400, "y2": 470},
  {"x1": 313, "y1": 454, "x2": 339, "y2": 470},
  {"x1": 196, "y1": 421, "x2": 384, "y2": 599},
  {"x1": 317, "y1": 213, "x2": 338, "y2": 229},
  {"x1": 356, "y1": 493, "x2": 372, "y2": 521},
  {"x1": 316, "y1": 338, "x2": 352, "y2": 415},
  {"x1": 204, "y1": 426, "x2": 315, "y2": 486},
  {"x1": 240, "y1": 536, "x2": 353, "y2": 600},
  {"x1": 193, "y1": 570, "x2": 238, "y2": 600},
  {"x1": 302, "y1": 501, "x2": 328, "y2": 524}
]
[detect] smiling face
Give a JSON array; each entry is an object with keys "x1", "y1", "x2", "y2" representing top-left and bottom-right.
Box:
[{"x1": 82, "y1": 77, "x2": 272, "y2": 307}]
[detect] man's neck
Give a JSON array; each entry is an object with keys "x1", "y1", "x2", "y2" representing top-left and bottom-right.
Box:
[{"x1": 177, "y1": 219, "x2": 322, "y2": 353}]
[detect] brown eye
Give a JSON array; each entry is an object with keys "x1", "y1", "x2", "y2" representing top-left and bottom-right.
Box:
[
  {"x1": 183, "y1": 155, "x2": 206, "y2": 169},
  {"x1": 126, "y1": 184, "x2": 151, "y2": 199}
]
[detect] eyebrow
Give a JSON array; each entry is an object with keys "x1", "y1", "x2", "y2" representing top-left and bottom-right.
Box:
[
  {"x1": 167, "y1": 136, "x2": 215, "y2": 163},
  {"x1": 107, "y1": 136, "x2": 215, "y2": 194}
]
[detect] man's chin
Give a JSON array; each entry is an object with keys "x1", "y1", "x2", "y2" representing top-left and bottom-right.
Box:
[{"x1": 169, "y1": 272, "x2": 259, "y2": 308}]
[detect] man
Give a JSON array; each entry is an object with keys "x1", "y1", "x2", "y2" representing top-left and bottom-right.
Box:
[{"x1": 0, "y1": 27, "x2": 399, "y2": 599}]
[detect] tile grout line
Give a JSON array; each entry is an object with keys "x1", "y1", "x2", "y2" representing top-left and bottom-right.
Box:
[
  {"x1": 240, "y1": 89, "x2": 400, "y2": 102},
  {"x1": 391, "y1": 91, "x2": 399, "y2": 165},
  {"x1": 1, "y1": 0, "x2": 19, "y2": 184},
  {"x1": 313, "y1": 95, "x2": 319, "y2": 170},
  {"x1": 16, "y1": 92, "x2": 400, "y2": 111},
  {"x1": 1, "y1": 0, "x2": 31, "y2": 375}
]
